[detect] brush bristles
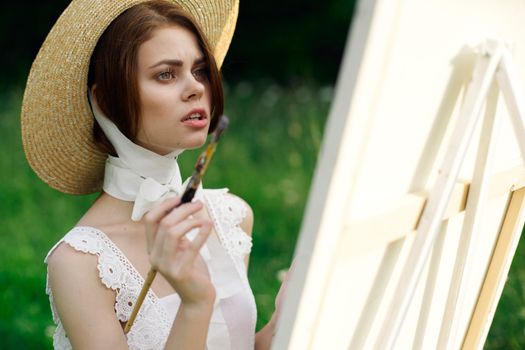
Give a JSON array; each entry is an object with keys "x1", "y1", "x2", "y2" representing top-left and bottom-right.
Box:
[{"x1": 212, "y1": 115, "x2": 230, "y2": 142}]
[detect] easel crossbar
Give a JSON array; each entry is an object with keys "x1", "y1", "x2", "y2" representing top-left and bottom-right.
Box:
[
  {"x1": 344, "y1": 165, "x2": 525, "y2": 247},
  {"x1": 374, "y1": 41, "x2": 525, "y2": 349}
]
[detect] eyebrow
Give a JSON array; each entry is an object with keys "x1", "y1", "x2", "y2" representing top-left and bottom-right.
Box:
[{"x1": 148, "y1": 57, "x2": 206, "y2": 69}]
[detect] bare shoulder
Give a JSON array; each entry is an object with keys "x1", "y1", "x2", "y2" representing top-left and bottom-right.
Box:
[
  {"x1": 47, "y1": 242, "x2": 102, "y2": 285},
  {"x1": 46, "y1": 242, "x2": 113, "y2": 313},
  {"x1": 47, "y1": 242, "x2": 127, "y2": 348},
  {"x1": 46, "y1": 241, "x2": 115, "y2": 302},
  {"x1": 224, "y1": 192, "x2": 254, "y2": 237},
  {"x1": 47, "y1": 242, "x2": 107, "y2": 292}
]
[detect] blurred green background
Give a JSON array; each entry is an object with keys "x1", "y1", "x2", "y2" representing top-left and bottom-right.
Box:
[{"x1": 0, "y1": 1, "x2": 524, "y2": 349}]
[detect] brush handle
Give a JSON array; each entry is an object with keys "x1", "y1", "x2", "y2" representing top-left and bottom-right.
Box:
[
  {"x1": 123, "y1": 184, "x2": 199, "y2": 334},
  {"x1": 124, "y1": 268, "x2": 157, "y2": 333},
  {"x1": 123, "y1": 179, "x2": 201, "y2": 333},
  {"x1": 180, "y1": 186, "x2": 198, "y2": 204},
  {"x1": 125, "y1": 116, "x2": 228, "y2": 333}
]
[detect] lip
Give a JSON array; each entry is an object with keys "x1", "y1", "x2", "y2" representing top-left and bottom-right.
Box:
[
  {"x1": 181, "y1": 108, "x2": 208, "y2": 129},
  {"x1": 182, "y1": 108, "x2": 208, "y2": 121}
]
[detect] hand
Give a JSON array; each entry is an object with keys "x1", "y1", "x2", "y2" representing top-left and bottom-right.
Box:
[
  {"x1": 270, "y1": 260, "x2": 296, "y2": 327},
  {"x1": 144, "y1": 197, "x2": 215, "y2": 306}
]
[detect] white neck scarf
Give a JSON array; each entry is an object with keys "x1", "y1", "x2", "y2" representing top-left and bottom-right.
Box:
[{"x1": 89, "y1": 92, "x2": 198, "y2": 221}]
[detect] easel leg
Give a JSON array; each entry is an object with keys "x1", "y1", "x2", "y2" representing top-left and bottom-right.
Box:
[
  {"x1": 497, "y1": 50, "x2": 525, "y2": 159},
  {"x1": 437, "y1": 79, "x2": 501, "y2": 350},
  {"x1": 461, "y1": 187, "x2": 525, "y2": 349},
  {"x1": 374, "y1": 44, "x2": 505, "y2": 349}
]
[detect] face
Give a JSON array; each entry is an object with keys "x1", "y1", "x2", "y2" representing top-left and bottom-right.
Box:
[{"x1": 135, "y1": 25, "x2": 211, "y2": 155}]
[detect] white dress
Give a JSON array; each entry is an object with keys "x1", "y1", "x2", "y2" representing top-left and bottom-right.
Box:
[{"x1": 44, "y1": 189, "x2": 257, "y2": 350}]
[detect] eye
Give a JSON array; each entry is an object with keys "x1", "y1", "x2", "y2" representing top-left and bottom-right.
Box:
[
  {"x1": 192, "y1": 67, "x2": 208, "y2": 80},
  {"x1": 157, "y1": 70, "x2": 175, "y2": 81}
]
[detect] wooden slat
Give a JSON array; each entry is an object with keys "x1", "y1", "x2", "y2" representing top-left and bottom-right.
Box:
[
  {"x1": 461, "y1": 187, "x2": 525, "y2": 349},
  {"x1": 342, "y1": 165, "x2": 525, "y2": 249}
]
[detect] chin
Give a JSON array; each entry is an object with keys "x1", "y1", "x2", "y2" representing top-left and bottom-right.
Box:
[{"x1": 183, "y1": 136, "x2": 208, "y2": 150}]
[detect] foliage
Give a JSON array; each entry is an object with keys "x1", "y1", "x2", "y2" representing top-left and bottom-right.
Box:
[
  {"x1": 223, "y1": 0, "x2": 355, "y2": 83},
  {"x1": 0, "y1": 81, "x2": 331, "y2": 347},
  {"x1": 0, "y1": 0, "x2": 355, "y2": 90},
  {"x1": 485, "y1": 236, "x2": 525, "y2": 349},
  {"x1": 0, "y1": 81, "x2": 523, "y2": 348}
]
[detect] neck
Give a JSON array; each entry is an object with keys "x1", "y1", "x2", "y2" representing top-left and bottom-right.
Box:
[
  {"x1": 88, "y1": 92, "x2": 186, "y2": 221},
  {"x1": 78, "y1": 191, "x2": 138, "y2": 227}
]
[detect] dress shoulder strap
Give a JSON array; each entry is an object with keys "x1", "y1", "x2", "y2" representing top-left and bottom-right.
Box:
[
  {"x1": 44, "y1": 226, "x2": 172, "y2": 349},
  {"x1": 204, "y1": 189, "x2": 252, "y2": 258},
  {"x1": 45, "y1": 227, "x2": 169, "y2": 323}
]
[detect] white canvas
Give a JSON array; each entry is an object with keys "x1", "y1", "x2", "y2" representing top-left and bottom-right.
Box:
[{"x1": 273, "y1": 0, "x2": 525, "y2": 349}]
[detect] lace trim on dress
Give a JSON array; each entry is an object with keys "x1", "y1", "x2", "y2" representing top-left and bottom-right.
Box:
[
  {"x1": 44, "y1": 188, "x2": 255, "y2": 350},
  {"x1": 45, "y1": 227, "x2": 172, "y2": 350},
  {"x1": 204, "y1": 189, "x2": 253, "y2": 260}
]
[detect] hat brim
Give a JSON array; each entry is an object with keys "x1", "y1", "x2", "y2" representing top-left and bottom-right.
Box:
[{"x1": 21, "y1": 0, "x2": 238, "y2": 194}]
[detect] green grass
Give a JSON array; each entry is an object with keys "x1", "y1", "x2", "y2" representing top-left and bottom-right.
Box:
[
  {"x1": 0, "y1": 81, "x2": 524, "y2": 348},
  {"x1": 0, "y1": 81, "x2": 330, "y2": 347},
  {"x1": 485, "y1": 234, "x2": 525, "y2": 349}
]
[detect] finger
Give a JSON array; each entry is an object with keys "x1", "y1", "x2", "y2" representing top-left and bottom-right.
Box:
[
  {"x1": 188, "y1": 221, "x2": 212, "y2": 252},
  {"x1": 160, "y1": 218, "x2": 210, "y2": 257},
  {"x1": 166, "y1": 224, "x2": 212, "y2": 275},
  {"x1": 160, "y1": 200, "x2": 204, "y2": 227},
  {"x1": 288, "y1": 259, "x2": 297, "y2": 278},
  {"x1": 146, "y1": 196, "x2": 181, "y2": 223},
  {"x1": 144, "y1": 197, "x2": 181, "y2": 250},
  {"x1": 149, "y1": 201, "x2": 203, "y2": 258}
]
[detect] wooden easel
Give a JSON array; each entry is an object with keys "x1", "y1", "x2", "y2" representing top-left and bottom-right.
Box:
[{"x1": 375, "y1": 40, "x2": 525, "y2": 349}]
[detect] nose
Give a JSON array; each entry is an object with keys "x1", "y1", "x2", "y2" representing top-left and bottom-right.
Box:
[{"x1": 182, "y1": 74, "x2": 205, "y2": 101}]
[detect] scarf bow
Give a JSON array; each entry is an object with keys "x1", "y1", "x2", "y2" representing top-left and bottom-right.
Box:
[
  {"x1": 132, "y1": 176, "x2": 184, "y2": 221},
  {"x1": 89, "y1": 91, "x2": 192, "y2": 221}
]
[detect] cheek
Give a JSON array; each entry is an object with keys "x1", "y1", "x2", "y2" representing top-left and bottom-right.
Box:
[{"x1": 140, "y1": 84, "x2": 175, "y2": 119}]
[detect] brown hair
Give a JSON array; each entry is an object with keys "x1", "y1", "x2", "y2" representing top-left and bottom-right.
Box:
[{"x1": 88, "y1": 0, "x2": 224, "y2": 156}]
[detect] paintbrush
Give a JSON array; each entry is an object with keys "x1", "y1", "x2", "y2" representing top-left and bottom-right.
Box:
[{"x1": 124, "y1": 115, "x2": 230, "y2": 333}]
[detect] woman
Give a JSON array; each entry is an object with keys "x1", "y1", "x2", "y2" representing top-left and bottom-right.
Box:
[{"x1": 21, "y1": 0, "x2": 283, "y2": 348}]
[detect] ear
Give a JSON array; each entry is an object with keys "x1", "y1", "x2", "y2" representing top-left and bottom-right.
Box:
[{"x1": 90, "y1": 85, "x2": 98, "y2": 101}]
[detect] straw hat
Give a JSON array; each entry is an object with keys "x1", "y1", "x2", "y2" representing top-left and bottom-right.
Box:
[{"x1": 21, "y1": 0, "x2": 239, "y2": 194}]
